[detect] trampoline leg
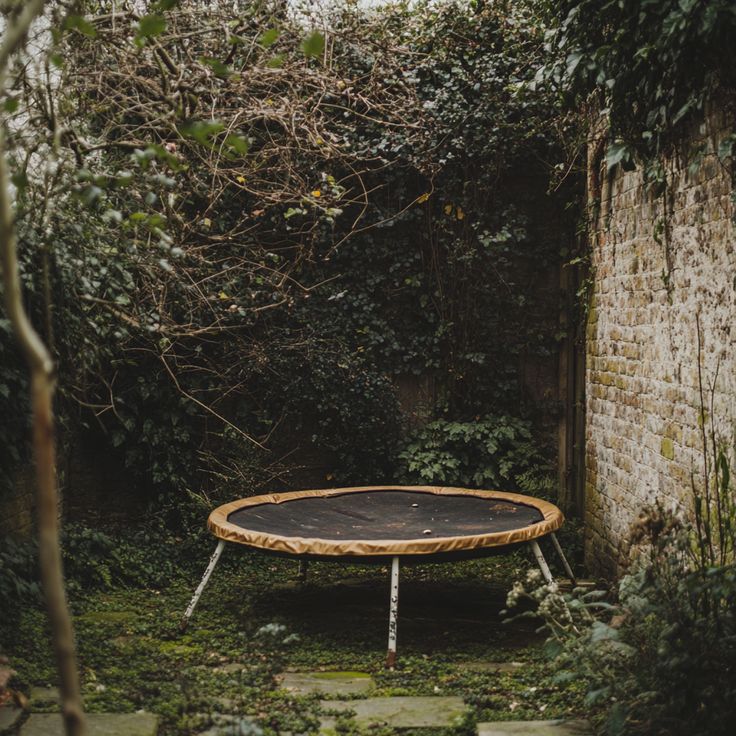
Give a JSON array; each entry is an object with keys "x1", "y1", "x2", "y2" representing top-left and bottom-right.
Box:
[
  {"x1": 550, "y1": 532, "x2": 576, "y2": 586},
  {"x1": 529, "y1": 540, "x2": 553, "y2": 584},
  {"x1": 386, "y1": 556, "x2": 400, "y2": 669},
  {"x1": 181, "y1": 540, "x2": 225, "y2": 630},
  {"x1": 297, "y1": 559, "x2": 309, "y2": 584}
]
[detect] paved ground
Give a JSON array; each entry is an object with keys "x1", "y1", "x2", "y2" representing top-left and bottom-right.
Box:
[
  {"x1": 477, "y1": 720, "x2": 592, "y2": 735},
  {"x1": 20, "y1": 713, "x2": 158, "y2": 736},
  {"x1": 1, "y1": 668, "x2": 592, "y2": 735},
  {"x1": 0, "y1": 685, "x2": 158, "y2": 736},
  {"x1": 321, "y1": 695, "x2": 468, "y2": 729}
]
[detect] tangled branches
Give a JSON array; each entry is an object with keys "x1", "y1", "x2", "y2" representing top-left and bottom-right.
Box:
[
  {"x1": 69, "y1": 1, "x2": 431, "y2": 248},
  {"x1": 1, "y1": 0, "x2": 438, "y2": 490}
]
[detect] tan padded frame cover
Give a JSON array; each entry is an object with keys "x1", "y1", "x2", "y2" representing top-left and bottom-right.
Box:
[{"x1": 207, "y1": 485, "x2": 563, "y2": 557}]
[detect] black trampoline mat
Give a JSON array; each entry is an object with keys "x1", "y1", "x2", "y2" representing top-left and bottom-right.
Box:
[{"x1": 226, "y1": 489, "x2": 544, "y2": 540}]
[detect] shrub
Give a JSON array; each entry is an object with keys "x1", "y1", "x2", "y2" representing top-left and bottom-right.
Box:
[
  {"x1": 397, "y1": 414, "x2": 554, "y2": 494},
  {"x1": 507, "y1": 504, "x2": 736, "y2": 735}
]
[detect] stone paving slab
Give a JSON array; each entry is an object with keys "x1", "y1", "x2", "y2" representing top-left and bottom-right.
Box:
[
  {"x1": 0, "y1": 705, "x2": 23, "y2": 731},
  {"x1": 21, "y1": 712, "x2": 158, "y2": 736},
  {"x1": 477, "y1": 720, "x2": 591, "y2": 736},
  {"x1": 280, "y1": 671, "x2": 374, "y2": 696},
  {"x1": 321, "y1": 696, "x2": 467, "y2": 729}
]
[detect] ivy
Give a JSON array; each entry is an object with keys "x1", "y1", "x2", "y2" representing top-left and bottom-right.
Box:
[
  {"x1": 539, "y1": 0, "x2": 736, "y2": 163},
  {"x1": 0, "y1": 0, "x2": 574, "y2": 502}
]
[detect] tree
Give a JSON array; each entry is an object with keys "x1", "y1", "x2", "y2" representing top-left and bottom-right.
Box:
[{"x1": 0, "y1": 2, "x2": 86, "y2": 734}]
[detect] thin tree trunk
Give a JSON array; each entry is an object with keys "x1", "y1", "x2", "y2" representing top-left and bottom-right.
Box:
[{"x1": 0, "y1": 3, "x2": 87, "y2": 731}]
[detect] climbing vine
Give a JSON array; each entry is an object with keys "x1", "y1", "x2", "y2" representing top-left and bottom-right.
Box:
[
  {"x1": 538, "y1": 0, "x2": 736, "y2": 168},
  {"x1": 0, "y1": 0, "x2": 575, "y2": 504}
]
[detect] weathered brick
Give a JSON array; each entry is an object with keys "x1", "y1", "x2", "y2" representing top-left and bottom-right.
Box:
[{"x1": 585, "y1": 112, "x2": 736, "y2": 576}]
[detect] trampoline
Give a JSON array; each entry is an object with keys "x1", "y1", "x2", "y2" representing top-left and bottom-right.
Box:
[{"x1": 182, "y1": 485, "x2": 574, "y2": 665}]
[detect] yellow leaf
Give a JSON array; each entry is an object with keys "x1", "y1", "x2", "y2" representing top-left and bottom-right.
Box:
[
  {"x1": 315, "y1": 137, "x2": 325, "y2": 145},
  {"x1": 236, "y1": 175, "x2": 246, "y2": 184},
  {"x1": 443, "y1": 204, "x2": 453, "y2": 216},
  {"x1": 326, "y1": 473, "x2": 334, "y2": 481},
  {"x1": 202, "y1": 217, "x2": 212, "y2": 228},
  {"x1": 417, "y1": 192, "x2": 430, "y2": 203},
  {"x1": 218, "y1": 291, "x2": 230, "y2": 300},
  {"x1": 456, "y1": 206, "x2": 465, "y2": 220},
  {"x1": 311, "y1": 189, "x2": 321, "y2": 197}
]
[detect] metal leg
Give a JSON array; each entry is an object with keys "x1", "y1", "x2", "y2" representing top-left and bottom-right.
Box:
[
  {"x1": 386, "y1": 556, "x2": 400, "y2": 668},
  {"x1": 181, "y1": 540, "x2": 225, "y2": 630},
  {"x1": 297, "y1": 559, "x2": 309, "y2": 584},
  {"x1": 550, "y1": 532, "x2": 577, "y2": 586},
  {"x1": 529, "y1": 539, "x2": 553, "y2": 584}
]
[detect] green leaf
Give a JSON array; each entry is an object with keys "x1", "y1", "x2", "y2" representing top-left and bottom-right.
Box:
[
  {"x1": 224, "y1": 134, "x2": 249, "y2": 155},
  {"x1": 266, "y1": 55, "x2": 285, "y2": 69},
  {"x1": 259, "y1": 28, "x2": 279, "y2": 48},
  {"x1": 199, "y1": 56, "x2": 232, "y2": 79},
  {"x1": 590, "y1": 620, "x2": 619, "y2": 642},
  {"x1": 551, "y1": 670, "x2": 577, "y2": 685},
  {"x1": 583, "y1": 686, "x2": 610, "y2": 708},
  {"x1": 135, "y1": 15, "x2": 166, "y2": 46},
  {"x1": 179, "y1": 119, "x2": 225, "y2": 146},
  {"x1": 543, "y1": 638, "x2": 563, "y2": 658},
  {"x1": 605, "y1": 702, "x2": 630, "y2": 736},
  {"x1": 153, "y1": 0, "x2": 179, "y2": 10},
  {"x1": 11, "y1": 172, "x2": 28, "y2": 190},
  {"x1": 64, "y1": 14, "x2": 97, "y2": 38},
  {"x1": 301, "y1": 31, "x2": 325, "y2": 58},
  {"x1": 606, "y1": 140, "x2": 634, "y2": 172},
  {"x1": 3, "y1": 97, "x2": 18, "y2": 113}
]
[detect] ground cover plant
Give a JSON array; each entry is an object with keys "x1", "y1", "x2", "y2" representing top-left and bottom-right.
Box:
[
  {"x1": 506, "y1": 407, "x2": 736, "y2": 736},
  {"x1": 1, "y1": 519, "x2": 587, "y2": 735}
]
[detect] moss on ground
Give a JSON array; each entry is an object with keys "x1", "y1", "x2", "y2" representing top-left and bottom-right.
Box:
[{"x1": 1, "y1": 544, "x2": 586, "y2": 734}]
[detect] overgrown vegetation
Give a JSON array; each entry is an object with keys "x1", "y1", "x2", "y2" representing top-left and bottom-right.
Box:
[
  {"x1": 538, "y1": 0, "x2": 736, "y2": 170},
  {"x1": 0, "y1": 0, "x2": 575, "y2": 508},
  {"x1": 1, "y1": 531, "x2": 587, "y2": 735},
  {"x1": 507, "y1": 400, "x2": 736, "y2": 736}
]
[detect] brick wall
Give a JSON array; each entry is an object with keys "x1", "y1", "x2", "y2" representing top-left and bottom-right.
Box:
[{"x1": 585, "y1": 115, "x2": 736, "y2": 576}]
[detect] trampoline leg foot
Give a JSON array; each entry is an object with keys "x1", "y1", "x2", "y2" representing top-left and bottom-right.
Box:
[
  {"x1": 297, "y1": 559, "x2": 309, "y2": 584},
  {"x1": 529, "y1": 540, "x2": 553, "y2": 584},
  {"x1": 386, "y1": 556, "x2": 400, "y2": 669},
  {"x1": 181, "y1": 540, "x2": 225, "y2": 631},
  {"x1": 550, "y1": 532, "x2": 576, "y2": 586}
]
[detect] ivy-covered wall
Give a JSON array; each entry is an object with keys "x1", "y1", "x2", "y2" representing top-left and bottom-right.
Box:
[
  {"x1": 0, "y1": 1, "x2": 577, "y2": 538},
  {"x1": 585, "y1": 111, "x2": 736, "y2": 575}
]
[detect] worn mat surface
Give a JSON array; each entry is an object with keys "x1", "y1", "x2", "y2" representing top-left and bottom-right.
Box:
[{"x1": 227, "y1": 490, "x2": 543, "y2": 540}]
